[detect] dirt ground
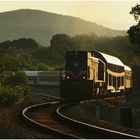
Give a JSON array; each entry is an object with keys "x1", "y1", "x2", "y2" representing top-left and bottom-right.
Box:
[{"x1": 0, "y1": 97, "x2": 56, "y2": 139}]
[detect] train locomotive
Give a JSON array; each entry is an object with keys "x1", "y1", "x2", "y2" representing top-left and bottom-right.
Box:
[{"x1": 60, "y1": 51, "x2": 132, "y2": 101}]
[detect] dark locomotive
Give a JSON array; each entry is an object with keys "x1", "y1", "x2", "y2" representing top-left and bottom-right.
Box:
[{"x1": 60, "y1": 51, "x2": 132, "y2": 101}]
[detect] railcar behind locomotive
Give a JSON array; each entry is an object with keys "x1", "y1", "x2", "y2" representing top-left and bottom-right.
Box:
[
  {"x1": 24, "y1": 71, "x2": 61, "y2": 86},
  {"x1": 60, "y1": 51, "x2": 132, "y2": 101}
]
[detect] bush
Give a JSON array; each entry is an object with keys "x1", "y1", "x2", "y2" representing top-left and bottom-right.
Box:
[
  {"x1": 0, "y1": 86, "x2": 26, "y2": 106},
  {"x1": 0, "y1": 71, "x2": 30, "y2": 106},
  {"x1": 3, "y1": 71, "x2": 28, "y2": 87}
]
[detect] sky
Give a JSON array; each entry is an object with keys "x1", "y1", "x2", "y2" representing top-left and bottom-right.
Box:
[{"x1": 0, "y1": 1, "x2": 139, "y2": 30}]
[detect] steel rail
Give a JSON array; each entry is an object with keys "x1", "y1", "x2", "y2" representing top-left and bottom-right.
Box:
[
  {"x1": 56, "y1": 103, "x2": 140, "y2": 139},
  {"x1": 30, "y1": 92, "x2": 63, "y2": 101},
  {"x1": 21, "y1": 101, "x2": 82, "y2": 139}
]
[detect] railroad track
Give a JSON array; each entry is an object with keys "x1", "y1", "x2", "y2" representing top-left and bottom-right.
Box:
[
  {"x1": 21, "y1": 101, "x2": 86, "y2": 138},
  {"x1": 30, "y1": 92, "x2": 63, "y2": 101},
  {"x1": 57, "y1": 102, "x2": 140, "y2": 139},
  {"x1": 21, "y1": 99, "x2": 140, "y2": 139},
  {"x1": 22, "y1": 100, "x2": 121, "y2": 138},
  {"x1": 21, "y1": 92, "x2": 140, "y2": 139}
]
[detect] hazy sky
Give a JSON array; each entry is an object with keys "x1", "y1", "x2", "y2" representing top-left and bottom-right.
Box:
[{"x1": 0, "y1": 1, "x2": 139, "y2": 30}]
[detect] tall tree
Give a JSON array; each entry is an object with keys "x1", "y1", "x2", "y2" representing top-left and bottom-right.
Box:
[
  {"x1": 50, "y1": 34, "x2": 72, "y2": 51},
  {"x1": 127, "y1": 4, "x2": 140, "y2": 45},
  {"x1": 50, "y1": 34, "x2": 72, "y2": 62}
]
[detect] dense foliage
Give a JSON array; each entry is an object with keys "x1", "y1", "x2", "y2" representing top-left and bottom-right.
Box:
[
  {"x1": 0, "y1": 72, "x2": 29, "y2": 106},
  {"x1": 127, "y1": 4, "x2": 140, "y2": 50},
  {"x1": 127, "y1": 4, "x2": 140, "y2": 90},
  {"x1": 0, "y1": 50, "x2": 30, "y2": 106},
  {"x1": 0, "y1": 34, "x2": 136, "y2": 69},
  {"x1": 0, "y1": 38, "x2": 40, "y2": 49}
]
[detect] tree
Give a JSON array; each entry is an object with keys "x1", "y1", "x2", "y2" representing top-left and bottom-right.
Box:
[
  {"x1": 0, "y1": 38, "x2": 40, "y2": 50},
  {"x1": 50, "y1": 34, "x2": 72, "y2": 63},
  {"x1": 0, "y1": 71, "x2": 29, "y2": 106},
  {"x1": 3, "y1": 71, "x2": 28, "y2": 87},
  {"x1": 50, "y1": 34, "x2": 72, "y2": 55},
  {"x1": 0, "y1": 54, "x2": 21, "y2": 74},
  {"x1": 0, "y1": 53, "x2": 29, "y2": 106},
  {"x1": 51, "y1": 34, "x2": 72, "y2": 48},
  {"x1": 127, "y1": 4, "x2": 140, "y2": 45},
  {"x1": 130, "y1": 4, "x2": 140, "y2": 21}
]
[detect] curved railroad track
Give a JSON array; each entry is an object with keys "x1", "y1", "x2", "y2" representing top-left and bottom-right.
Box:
[
  {"x1": 21, "y1": 101, "x2": 87, "y2": 138},
  {"x1": 21, "y1": 92, "x2": 140, "y2": 139},
  {"x1": 22, "y1": 99, "x2": 120, "y2": 138},
  {"x1": 56, "y1": 102, "x2": 140, "y2": 139},
  {"x1": 30, "y1": 92, "x2": 63, "y2": 101},
  {"x1": 21, "y1": 98, "x2": 140, "y2": 139}
]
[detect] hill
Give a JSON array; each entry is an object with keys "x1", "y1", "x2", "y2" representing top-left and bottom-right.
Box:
[{"x1": 0, "y1": 9, "x2": 126, "y2": 45}]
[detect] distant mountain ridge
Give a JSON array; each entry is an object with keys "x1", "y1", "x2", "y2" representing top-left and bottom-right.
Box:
[{"x1": 0, "y1": 9, "x2": 126, "y2": 45}]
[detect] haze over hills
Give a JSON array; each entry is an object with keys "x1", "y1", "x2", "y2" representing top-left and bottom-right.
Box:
[{"x1": 0, "y1": 9, "x2": 126, "y2": 45}]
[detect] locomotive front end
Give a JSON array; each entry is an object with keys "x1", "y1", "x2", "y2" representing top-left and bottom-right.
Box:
[{"x1": 60, "y1": 51, "x2": 93, "y2": 101}]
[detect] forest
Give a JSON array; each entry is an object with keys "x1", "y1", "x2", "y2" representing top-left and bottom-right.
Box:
[
  {"x1": 0, "y1": 33, "x2": 139, "y2": 76},
  {"x1": 0, "y1": 34, "x2": 137, "y2": 70}
]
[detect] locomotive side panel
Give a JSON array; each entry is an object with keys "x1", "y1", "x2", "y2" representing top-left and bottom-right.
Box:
[
  {"x1": 95, "y1": 52, "x2": 126, "y2": 94},
  {"x1": 124, "y1": 65, "x2": 132, "y2": 92},
  {"x1": 107, "y1": 65, "x2": 125, "y2": 93}
]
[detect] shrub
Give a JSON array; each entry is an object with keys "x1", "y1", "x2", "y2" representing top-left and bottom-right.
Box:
[
  {"x1": 3, "y1": 71, "x2": 28, "y2": 86},
  {"x1": 0, "y1": 71, "x2": 30, "y2": 106},
  {"x1": 0, "y1": 85, "x2": 29, "y2": 106}
]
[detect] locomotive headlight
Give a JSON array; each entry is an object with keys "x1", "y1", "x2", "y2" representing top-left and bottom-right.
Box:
[
  {"x1": 66, "y1": 76, "x2": 70, "y2": 79},
  {"x1": 83, "y1": 76, "x2": 86, "y2": 79}
]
